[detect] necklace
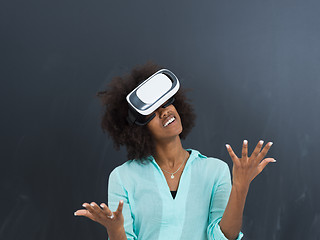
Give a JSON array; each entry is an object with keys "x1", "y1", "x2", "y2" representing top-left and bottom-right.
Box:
[{"x1": 160, "y1": 151, "x2": 189, "y2": 179}]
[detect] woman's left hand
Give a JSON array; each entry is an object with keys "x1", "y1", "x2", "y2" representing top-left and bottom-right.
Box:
[{"x1": 226, "y1": 140, "x2": 276, "y2": 189}]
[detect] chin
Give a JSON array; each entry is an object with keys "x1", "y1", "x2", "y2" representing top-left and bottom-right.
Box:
[{"x1": 172, "y1": 126, "x2": 183, "y2": 137}]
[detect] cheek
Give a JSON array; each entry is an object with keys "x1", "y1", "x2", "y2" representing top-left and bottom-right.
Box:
[
  {"x1": 146, "y1": 120, "x2": 159, "y2": 136},
  {"x1": 172, "y1": 108, "x2": 182, "y2": 123}
]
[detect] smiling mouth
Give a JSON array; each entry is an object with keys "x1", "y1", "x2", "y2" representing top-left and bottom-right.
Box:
[{"x1": 163, "y1": 116, "x2": 176, "y2": 127}]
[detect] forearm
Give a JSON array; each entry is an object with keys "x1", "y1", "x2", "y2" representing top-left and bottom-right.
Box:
[
  {"x1": 107, "y1": 226, "x2": 127, "y2": 240},
  {"x1": 219, "y1": 184, "x2": 249, "y2": 240}
]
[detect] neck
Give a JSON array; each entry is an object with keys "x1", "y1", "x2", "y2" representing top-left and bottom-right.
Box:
[{"x1": 153, "y1": 135, "x2": 188, "y2": 169}]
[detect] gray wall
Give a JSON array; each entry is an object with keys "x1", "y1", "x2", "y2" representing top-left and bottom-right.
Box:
[{"x1": 1, "y1": 0, "x2": 319, "y2": 239}]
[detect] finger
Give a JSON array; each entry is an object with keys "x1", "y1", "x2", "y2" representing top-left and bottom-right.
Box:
[
  {"x1": 83, "y1": 202, "x2": 99, "y2": 216},
  {"x1": 242, "y1": 140, "x2": 248, "y2": 161},
  {"x1": 90, "y1": 202, "x2": 111, "y2": 220},
  {"x1": 250, "y1": 140, "x2": 264, "y2": 159},
  {"x1": 100, "y1": 203, "x2": 114, "y2": 219},
  {"x1": 256, "y1": 142, "x2": 273, "y2": 162},
  {"x1": 257, "y1": 158, "x2": 276, "y2": 173},
  {"x1": 74, "y1": 209, "x2": 95, "y2": 220},
  {"x1": 225, "y1": 144, "x2": 240, "y2": 165},
  {"x1": 90, "y1": 202, "x2": 102, "y2": 212},
  {"x1": 115, "y1": 200, "x2": 124, "y2": 215}
]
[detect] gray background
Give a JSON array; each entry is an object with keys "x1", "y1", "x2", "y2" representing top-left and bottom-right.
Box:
[{"x1": 1, "y1": 0, "x2": 319, "y2": 239}]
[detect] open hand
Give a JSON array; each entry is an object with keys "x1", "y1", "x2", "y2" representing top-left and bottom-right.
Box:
[
  {"x1": 226, "y1": 140, "x2": 276, "y2": 188},
  {"x1": 74, "y1": 200, "x2": 124, "y2": 231}
]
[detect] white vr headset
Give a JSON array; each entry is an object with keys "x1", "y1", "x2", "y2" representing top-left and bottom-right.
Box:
[{"x1": 126, "y1": 69, "x2": 180, "y2": 125}]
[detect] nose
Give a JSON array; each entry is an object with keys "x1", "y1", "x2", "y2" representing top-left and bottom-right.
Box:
[{"x1": 158, "y1": 106, "x2": 170, "y2": 119}]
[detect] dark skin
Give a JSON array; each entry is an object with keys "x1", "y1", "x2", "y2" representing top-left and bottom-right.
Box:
[
  {"x1": 74, "y1": 201, "x2": 126, "y2": 239},
  {"x1": 220, "y1": 140, "x2": 275, "y2": 239},
  {"x1": 74, "y1": 101, "x2": 275, "y2": 240},
  {"x1": 145, "y1": 101, "x2": 189, "y2": 192}
]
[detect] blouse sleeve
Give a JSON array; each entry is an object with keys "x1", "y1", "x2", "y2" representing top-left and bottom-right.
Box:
[
  {"x1": 107, "y1": 168, "x2": 137, "y2": 240},
  {"x1": 207, "y1": 162, "x2": 244, "y2": 240}
]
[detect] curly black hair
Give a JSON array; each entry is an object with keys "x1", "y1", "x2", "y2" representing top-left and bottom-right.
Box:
[{"x1": 96, "y1": 62, "x2": 196, "y2": 161}]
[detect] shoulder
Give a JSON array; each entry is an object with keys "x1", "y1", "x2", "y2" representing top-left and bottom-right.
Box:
[
  {"x1": 113, "y1": 158, "x2": 151, "y2": 172},
  {"x1": 108, "y1": 158, "x2": 152, "y2": 182},
  {"x1": 188, "y1": 148, "x2": 229, "y2": 169},
  {"x1": 187, "y1": 148, "x2": 231, "y2": 181}
]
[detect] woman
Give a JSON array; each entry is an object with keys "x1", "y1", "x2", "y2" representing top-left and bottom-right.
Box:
[{"x1": 74, "y1": 62, "x2": 276, "y2": 240}]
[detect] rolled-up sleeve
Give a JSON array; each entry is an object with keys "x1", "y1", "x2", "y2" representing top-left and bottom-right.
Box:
[
  {"x1": 108, "y1": 168, "x2": 137, "y2": 240},
  {"x1": 207, "y1": 163, "x2": 244, "y2": 240}
]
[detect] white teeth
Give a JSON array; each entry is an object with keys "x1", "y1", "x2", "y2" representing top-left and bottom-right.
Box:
[{"x1": 163, "y1": 117, "x2": 175, "y2": 127}]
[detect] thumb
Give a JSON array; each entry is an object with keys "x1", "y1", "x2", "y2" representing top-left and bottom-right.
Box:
[
  {"x1": 115, "y1": 200, "x2": 124, "y2": 215},
  {"x1": 257, "y1": 158, "x2": 276, "y2": 173}
]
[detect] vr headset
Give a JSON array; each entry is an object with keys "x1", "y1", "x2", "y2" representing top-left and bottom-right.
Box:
[{"x1": 126, "y1": 69, "x2": 180, "y2": 125}]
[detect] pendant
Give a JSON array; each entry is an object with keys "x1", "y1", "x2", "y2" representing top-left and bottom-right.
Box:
[{"x1": 171, "y1": 174, "x2": 174, "y2": 179}]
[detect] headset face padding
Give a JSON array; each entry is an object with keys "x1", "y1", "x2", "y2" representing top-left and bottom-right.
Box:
[{"x1": 127, "y1": 97, "x2": 175, "y2": 126}]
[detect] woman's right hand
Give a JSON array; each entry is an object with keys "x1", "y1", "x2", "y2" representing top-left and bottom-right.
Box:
[{"x1": 74, "y1": 200, "x2": 125, "y2": 235}]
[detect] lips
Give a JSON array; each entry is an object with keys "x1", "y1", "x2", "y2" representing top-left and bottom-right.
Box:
[{"x1": 163, "y1": 115, "x2": 176, "y2": 127}]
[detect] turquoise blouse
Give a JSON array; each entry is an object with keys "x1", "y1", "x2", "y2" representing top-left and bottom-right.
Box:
[{"x1": 108, "y1": 149, "x2": 244, "y2": 240}]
